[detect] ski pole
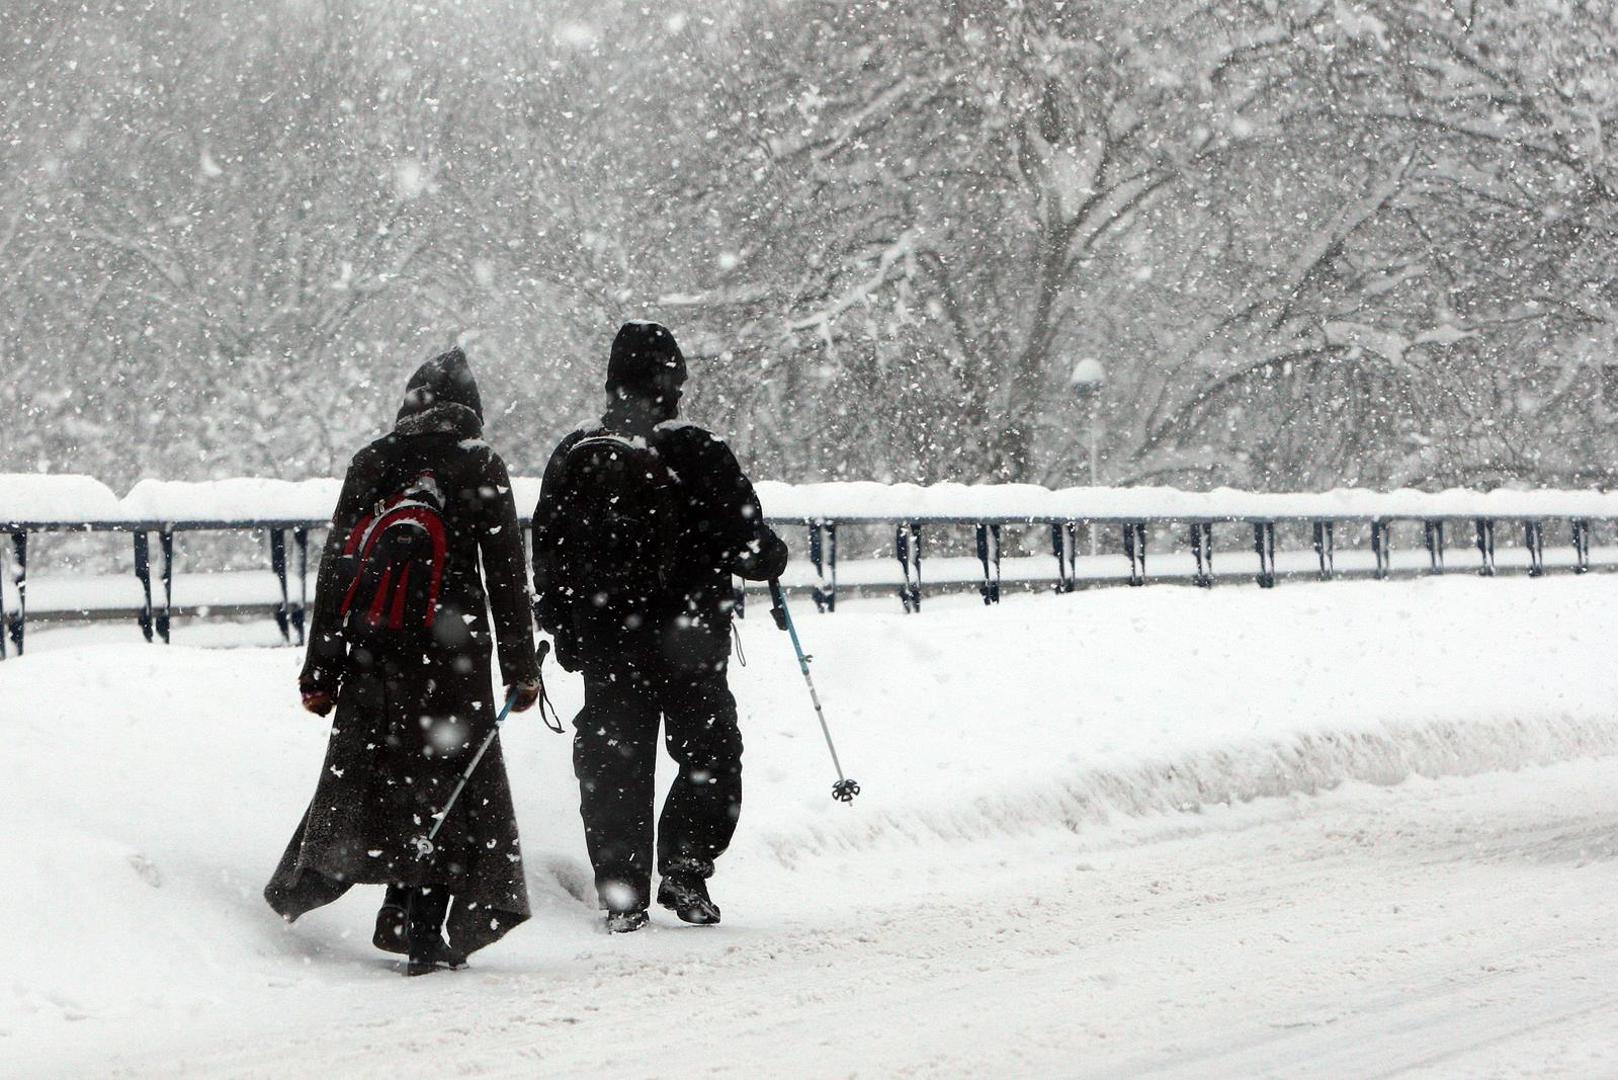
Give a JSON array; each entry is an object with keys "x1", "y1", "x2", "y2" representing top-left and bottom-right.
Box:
[
  {"x1": 411, "y1": 687, "x2": 521, "y2": 860},
  {"x1": 402, "y1": 688, "x2": 520, "y2": 972},
  {"x1": 768, "y1": 579, "x2": 859, "y2": 804},
  {"x1": 410, "y1": 641, "x2": 563, "y2": 861}
]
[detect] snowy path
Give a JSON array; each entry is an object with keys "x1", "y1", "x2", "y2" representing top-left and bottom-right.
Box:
[
  {"x1": 5, "y1": 576, "x2": 1617, "y2": 1077},
  {"x1": 44, "y1": 762, "x2": 1618, "y2": 1079}
]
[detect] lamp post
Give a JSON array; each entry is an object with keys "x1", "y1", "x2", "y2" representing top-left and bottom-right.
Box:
[{"x1": 1070, "y1": 358, "x2": 1106, "y2": 555}]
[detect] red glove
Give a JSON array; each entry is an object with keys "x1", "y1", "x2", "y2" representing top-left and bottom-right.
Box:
[
  {"x1": 301, "y1": 689, "x2": 335, "y2": 717},
  {"x1": 508, "y1": 682, "x2": 540, "y2": 714}
]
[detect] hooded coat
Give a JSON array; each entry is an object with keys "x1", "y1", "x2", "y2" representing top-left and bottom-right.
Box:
[{"x1": 264, "y1": 349, "x2": 540, "y2": 957}]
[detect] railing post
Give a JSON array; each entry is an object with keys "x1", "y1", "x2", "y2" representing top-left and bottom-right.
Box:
[
  {"x1": 7, "y1": 531, "x2": 26, "y2": 657},
  {"x1": 826, "y1": 523, "x2": 838, "y2": 611},
  {"x1": 1525, "y1": 520, "x2": 1545, "y2": 577},
  {"x1": 1475, "y1": 518, "x2": 1496, "y2": 577},
  {"x1": 976, "y1": 523, "x2": 1002, "y2": 604},
  {"x1": 0, "y1": 534, "x2": 11, "y2": 660},
  {"x1": 1252, "y1": 522, "x2": 1276, "y2": 588},
  {"x1": 1051, "y1": 524, "x2": 1067, "y2": 593},
  {"x1": 974, "y1": 524, "x2": 984, "y2": 603},
  {"x1": 896, "y1": 523, "x2": 922, "y2": 613},
  {"x1": 1573, "y1": 519, "x2": 1590, "y2": 574},
  {"x1": 133, "y1": 532, "x2": 155, "y2": 643},
  {"x1": 1313, "y1": 520, "x2": 1335, "y2": 580},
  {"x1": 1190, "y1": 523, "x2": 1213, "y2": 588},
  {"x1": 808, "y1": 524, "x2": 822, "y2": 610},
  {"x1": 911, "y1": 524, "x2": 922, "y2": 612},
  {"x1": 269, "y1": 528, "x2": 291, "y2": 644},
  {"x1": 1371, "y1": 520, "x2": 1391, "y2": 580},
  {"x1": 0, "y1": 533, "x2": 8, "y2": 660},
  {"x1": 1061, "y1": 524, "x2": 1074, "y2": 592},
  {"x1": 895, "y1": 524, "x2": 909, "y2": 612},
  {"x1": 292, "y1": 527, "x2": 309, "y2": 645},
  {"x1": 1051, "y1": 523, "x2": 1077, "y2": 593},
  {"x1": 810, "y1": 523, "x2": 838, "y2": 612},
  {"x1": 1424, "y1": 520, "x2": 1445, "y2": 575},
  {"x1": 1123, "y1": 523, "x2": 1147, "y2": 586},
  {"x1": 158, "y1": 529, "x2": 175, "y2": 643}
]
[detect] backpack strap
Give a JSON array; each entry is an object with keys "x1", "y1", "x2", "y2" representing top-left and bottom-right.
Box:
[{"x1": 571, "y1": 433, "x2": 641, "y2": 454}]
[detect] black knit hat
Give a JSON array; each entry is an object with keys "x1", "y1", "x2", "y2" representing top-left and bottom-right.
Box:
[{"x1": 606, "y1": 321, "x2": 686, "y2": 392}]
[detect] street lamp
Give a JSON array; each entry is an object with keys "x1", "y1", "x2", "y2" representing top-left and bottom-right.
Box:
[
  {"x1": 1069, "y1": 358, "x2": 1106, "y2": 556},
  {"x1": 1069, "y1": 358, "x2": 1106, "y2": 486}
]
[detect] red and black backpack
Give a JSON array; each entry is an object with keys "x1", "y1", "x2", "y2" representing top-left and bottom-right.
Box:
[{"x1": 337, "y1": 471, "x2": 449, "y2": 635}]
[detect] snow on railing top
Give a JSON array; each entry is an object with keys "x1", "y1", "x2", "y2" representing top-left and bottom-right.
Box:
[
  {"x1": 5, "y1": 472, "x2": 1618, "y2": 528},
  {"x1": 752, "y1": 482, "x2": 1618, "y2": 523},
  {"x1": 119, "y1": 478, "x2": 346, "y2": 525},
  {"x1": 0, "y1": 474, "x2": 125, "y2": 524}
]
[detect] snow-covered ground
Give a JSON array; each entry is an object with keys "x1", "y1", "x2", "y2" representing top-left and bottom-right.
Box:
[{"x1": 4, "y1": 576, "x2": 1616, "y2": 1077}]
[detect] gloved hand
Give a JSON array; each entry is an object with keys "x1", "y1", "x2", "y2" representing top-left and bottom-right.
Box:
[
  {"x1": 732, "y1": 530, "x2": 790, "y2": 581},
  {"x1": 301, "y1": 689, "x2": 335, "y2": 717},
  {"x1": 508, "y1": 681, "x2": 541, "y2": 713}
]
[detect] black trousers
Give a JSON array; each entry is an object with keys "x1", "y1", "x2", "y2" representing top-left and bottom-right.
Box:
[{"x1": 574, "y1": 662, "x2": 743, "y2": 912}]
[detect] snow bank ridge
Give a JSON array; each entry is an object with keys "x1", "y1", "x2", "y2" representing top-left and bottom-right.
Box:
[{"x1": 763, "y1": 713, "x2": 1618, "y2": 864}]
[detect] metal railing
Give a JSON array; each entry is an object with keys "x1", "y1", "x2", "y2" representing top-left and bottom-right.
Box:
[
  {"x1": 767, "y1": 513, "x2": 1610, "y2": 614},
  {"x1": 3, "y1": 501, "x2": 1612, "y2": 658}
]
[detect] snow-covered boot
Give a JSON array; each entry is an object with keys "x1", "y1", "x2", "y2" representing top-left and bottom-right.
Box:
[
  {"x1": 657, "y1": 875, "x2": 721, "y2": 925},
  {"x1": 605, "y1": 908, "x2": 649, "y2": 934}
]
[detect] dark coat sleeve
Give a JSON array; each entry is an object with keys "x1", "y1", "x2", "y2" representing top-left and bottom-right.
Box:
[
  {"x1": 299, "y1": 449, "x2": 382, "y2": 695},
  {"x1": 530, "y1": 431, "x2": 584, "y2": 635},
  {"x1": 673, "y1": 429, "x2": 789, "y2": 582},
  {"x1": 475, "y1": 451, "x2": 540, "y2": 687}
]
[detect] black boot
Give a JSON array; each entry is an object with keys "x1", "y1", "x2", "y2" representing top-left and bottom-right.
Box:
[
  {"x1": 405, "y1": 885, "x2": 464, "y2": 976},
  {"x1": 373, "y1": 887, "x2": 409, "y2": 955},
  {"x1": 657, "y1": 875, "x2": 721, "y2": 925}
]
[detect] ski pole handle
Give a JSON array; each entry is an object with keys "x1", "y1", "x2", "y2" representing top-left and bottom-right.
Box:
[
  {"x1": 768, "y1": 580, "x2": 812, "y2": 675},
  {"x1": 768, "y1": 579, "x2": 789, "y2": 631}
]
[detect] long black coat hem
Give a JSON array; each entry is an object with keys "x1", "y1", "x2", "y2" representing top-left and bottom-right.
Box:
[{"x1": 263, "y1": 822, "x2": 530, "y2": 958}]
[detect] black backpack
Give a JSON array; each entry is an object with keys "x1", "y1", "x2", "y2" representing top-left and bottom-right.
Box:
[
  {"x1": 546, "y1": 433, "x2": 682, "y2": 609},
  {"x1": 337, "y1": 471, "x2": 450, "y2": 636}
]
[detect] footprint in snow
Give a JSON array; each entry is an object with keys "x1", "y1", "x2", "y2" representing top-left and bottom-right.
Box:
[{"x1": 128, "y1": 852, "x2": 163, "y2": 888}]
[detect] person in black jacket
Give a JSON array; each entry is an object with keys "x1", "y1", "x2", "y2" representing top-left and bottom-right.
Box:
[
  {"x1": 265, "y1": 348, "x2": 542, "y2": 975},
  {"x1": 533, "y1": 321, "x2": 788, "y2": 932}
]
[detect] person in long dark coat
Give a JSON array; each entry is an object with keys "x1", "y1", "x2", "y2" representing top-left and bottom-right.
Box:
[
  {"x1": 532, "y1": 321, "x2": 788, "y2": 932},
  {"x1": 265, "y1": 348, "x2": 541, "y2": 974}
]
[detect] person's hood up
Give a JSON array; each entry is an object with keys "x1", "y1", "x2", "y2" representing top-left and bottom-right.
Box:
[{"x1": 395, "y1": 347, "x2": 484, "y2": 438}]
